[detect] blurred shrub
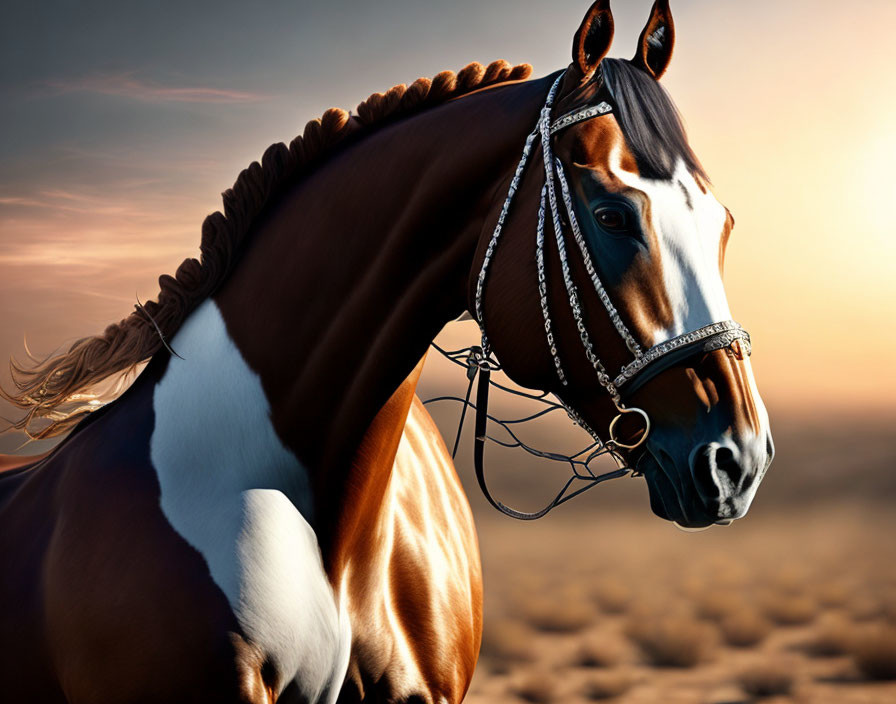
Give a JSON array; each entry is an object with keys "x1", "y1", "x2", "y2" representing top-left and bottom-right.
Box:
[
  {"x1": 574, "y1": 635, "x2": 624, "y2": 668},
  {"x1": 627, "y1": 615, "x2": 713, "y2": 668},
  {"x1": 479, "y1": 618, "x2": 533, "y2": 672},
  {"x1": 513, "y1": 671, "x2": 557, "y2": 703},
  {"x1": 738, "y1": 661, "x2": 795, "y2": 698},
  {"x1": 694, "y1": 591, "x2": 744, "y2": 622},
  {"x1": 815, "y1": 580, "x2": 852, "y2": 609},
  {"x1": 582, "y1": 670, "x2": 632, "y2": 700},
  {"x1": 804, "y1": 613, "x2": 855, "y2": 657},
  {"x1": 719, "y1": 609, "x2": 771, "y2": 648},
  {"x1": 521, "y1": 597, "x2": 594, "y2": 634},
  {"x1": 770, "y1": 565, "x2": 811, "y2": 594},
  {"x1": 852, "y1": 626, "x2": 896, "y2": 680},
  {"x1": 592, "y1": 578, "x2": 631, "y2": 615},
  {"x1": 761, "y1": 591, "x2": 817, "y2": 626}
]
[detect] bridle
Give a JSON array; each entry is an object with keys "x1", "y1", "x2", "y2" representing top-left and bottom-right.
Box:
[{"x1": 428, "y1": 70, "x2": 752, "y2": 520}]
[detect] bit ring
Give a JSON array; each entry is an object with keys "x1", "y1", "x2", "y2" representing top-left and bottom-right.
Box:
[{"x1": 608, "y1": 406, "x2": 650, "y2": 450}]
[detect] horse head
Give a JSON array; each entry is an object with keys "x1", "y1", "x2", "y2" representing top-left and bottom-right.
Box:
[{"x1": 474, "y1": 0, "x2": 773, "y2": 528}]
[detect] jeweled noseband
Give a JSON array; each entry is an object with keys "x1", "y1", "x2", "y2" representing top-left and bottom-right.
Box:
[{"x1": 433, "y1": 71, "x2": 751, "y2": 520}]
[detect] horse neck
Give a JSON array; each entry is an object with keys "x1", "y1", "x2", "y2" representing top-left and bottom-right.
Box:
[{"x1": 209, "y1": 74, "x2": 552, "y2": 533}]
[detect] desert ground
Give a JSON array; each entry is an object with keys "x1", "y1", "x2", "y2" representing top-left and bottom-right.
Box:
[
  {"x1": 418, "y1": 350, "x2": 896, "y2": 703},
  {"x1": 467, "y1": 505, "x2": 896, "y2": 704},
  {"x1": 430, "y1": 404, "x2": 896, "y2": 703}
]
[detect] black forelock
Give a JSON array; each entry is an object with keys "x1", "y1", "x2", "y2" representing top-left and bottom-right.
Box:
[{"x1": 600, "y1": 58, "x2": 708, "y2": 183}]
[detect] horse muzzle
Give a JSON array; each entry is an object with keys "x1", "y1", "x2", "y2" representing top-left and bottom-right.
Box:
[{"x1": 641, "y1": 429, "x2": 775, "y2": 528}]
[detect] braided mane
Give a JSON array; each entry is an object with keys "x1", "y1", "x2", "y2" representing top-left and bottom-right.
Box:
[{"x1": 2, "y1": 60, "x2": 533, "y2": 439}]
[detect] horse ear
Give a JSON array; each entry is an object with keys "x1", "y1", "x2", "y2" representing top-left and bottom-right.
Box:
[
  {"x1": 632, "y1": 0, "x2": 675, "y2": 79},
  {"x1": 572, "y1": 1, "x2": 614, "y2": 79}
]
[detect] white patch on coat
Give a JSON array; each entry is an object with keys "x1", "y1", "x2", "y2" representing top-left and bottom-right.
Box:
[
  {"x1": 609, "y1": 146, "x2": 732, "y2": 344},
  {"x1": 149, "y1": 299, "x2": 350, "y2": 702}
]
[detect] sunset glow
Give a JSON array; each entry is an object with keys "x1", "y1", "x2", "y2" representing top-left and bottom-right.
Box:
[{"x1": 2, "y1": 0, "x2": 894, "y2": 457}]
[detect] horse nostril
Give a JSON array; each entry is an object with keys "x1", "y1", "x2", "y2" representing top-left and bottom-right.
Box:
[
  {"x1": 714, "y1": 446, "x2": 744, "y2": 489},
  {"x1": 690, "y1": 444, "x2": 746, "y2": 503}
]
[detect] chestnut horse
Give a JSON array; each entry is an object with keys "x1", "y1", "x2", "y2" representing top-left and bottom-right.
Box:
[{"x1": 0, "y1": 2, "x2": 772, "y2": 702}]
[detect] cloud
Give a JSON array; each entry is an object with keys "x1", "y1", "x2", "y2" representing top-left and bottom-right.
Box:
[
  {"x1": 0, "y1": 196, "x2": 45, "y2": 207},
  {"x1": 0, "y1": 188, "x2": 174, "y2": 218},
  {"x1": 43, "y1": 73, "x2": 270, "y2": 104},
  {"x1": 0, "y1": 183, "x2": 203, "y2": 274}
]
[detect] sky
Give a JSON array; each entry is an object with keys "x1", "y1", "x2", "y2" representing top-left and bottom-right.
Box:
[{"x1": 1, "y1": 0, "x2": 895, "y2": 453}]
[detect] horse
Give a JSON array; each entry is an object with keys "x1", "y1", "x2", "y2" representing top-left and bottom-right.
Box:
[{"x1": 0, "y1": 1, "x2": 773, "y2": 701}]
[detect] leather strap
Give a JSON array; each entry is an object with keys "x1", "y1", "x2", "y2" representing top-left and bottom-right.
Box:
[{"x1": 473, "y1": 362, "x2": 555, "y2": 520}]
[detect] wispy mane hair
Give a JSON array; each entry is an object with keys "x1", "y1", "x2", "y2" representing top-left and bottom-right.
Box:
[{"x1": 600, "y1": 58, "x2": 708, "y2": 182}]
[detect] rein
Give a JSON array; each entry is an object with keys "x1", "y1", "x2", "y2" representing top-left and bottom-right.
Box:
[
  {"x1": 425, "y1": 343, "x2": 631, "y2": 521},
  {"x1": 429, "y1": 70, "x2": 752, "y2": 521}
]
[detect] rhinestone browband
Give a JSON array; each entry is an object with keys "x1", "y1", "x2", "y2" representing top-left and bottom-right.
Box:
[{"x1": 549, "y1": 102, "x2": 613, "y2": 134}]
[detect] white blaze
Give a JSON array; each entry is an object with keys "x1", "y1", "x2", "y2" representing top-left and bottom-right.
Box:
[{"x1": 610, "y1": 146, "x2": 732, "y2": 345}]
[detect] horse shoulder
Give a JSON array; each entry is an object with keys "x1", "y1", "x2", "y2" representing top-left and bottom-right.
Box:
[
  {"x1": 338, "y1": 396, "x2": 482, "y2": 704},
  {"x1": 389, "y1": 398, "x2": 483, "y2": 699}
]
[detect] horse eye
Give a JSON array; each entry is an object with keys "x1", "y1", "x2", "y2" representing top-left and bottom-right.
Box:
[{"x1": 594, "y1": 206, "x2": 629, "y2": 232}]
